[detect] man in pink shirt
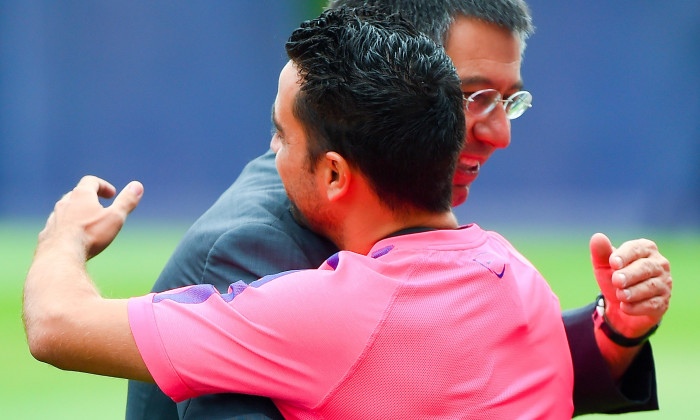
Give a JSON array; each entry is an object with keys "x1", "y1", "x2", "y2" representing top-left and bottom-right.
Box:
[
  {"x1": 128, "y1": 225, "x2": 572, "y2": 419},
  {"x1": 24, "y1": 7, "x2": 573, "y2": 418}
]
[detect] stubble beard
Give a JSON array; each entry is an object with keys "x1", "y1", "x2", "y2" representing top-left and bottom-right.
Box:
[{"x1": 289, "y1": 198, "x2": 341, "y2": 247}]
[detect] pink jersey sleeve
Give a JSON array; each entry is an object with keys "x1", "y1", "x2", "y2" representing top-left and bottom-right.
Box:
[
  {"x1": 128, "y1": 291, "x2": 191, "y2": 399},
  {"x1": 128, "y1": 260, "x2": 400, "y2": 407}
]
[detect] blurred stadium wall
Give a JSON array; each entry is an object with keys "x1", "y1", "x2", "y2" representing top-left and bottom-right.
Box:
[{"x1": 1, "y1": 0, "x2": 698, "y2": 230}]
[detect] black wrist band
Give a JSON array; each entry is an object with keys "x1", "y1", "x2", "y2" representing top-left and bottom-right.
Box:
[{"x1": 593, "y1": 294, "x2": 659, "y2": 347}]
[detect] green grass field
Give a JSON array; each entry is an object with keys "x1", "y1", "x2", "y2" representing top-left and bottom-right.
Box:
[{"x1": 2, "y1": 220, "x2": 698, "y2": 419}]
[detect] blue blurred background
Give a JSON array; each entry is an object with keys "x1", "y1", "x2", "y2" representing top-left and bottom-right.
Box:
[
  {"x1": 1, "y1": 0, "x2": 698, "y2": 230},
  {"x1": 2, "y1": 3, "x2": 698, "y2": 419}
]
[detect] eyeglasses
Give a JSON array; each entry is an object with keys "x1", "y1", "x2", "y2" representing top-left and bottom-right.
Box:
[{"x1": 464, "y1": 89, "x2": 533, "y2": 120}]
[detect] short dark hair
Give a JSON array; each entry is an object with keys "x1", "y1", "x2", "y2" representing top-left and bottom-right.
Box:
[
  {"x1": 326, "y1": 0, "x2": 534, "y2": 48},
  {"x1": 285, "y1": 6, "x2": 464, "y2": 213}
]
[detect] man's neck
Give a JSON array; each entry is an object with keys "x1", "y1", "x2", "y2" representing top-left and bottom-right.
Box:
[{"x1": 337, "y1": 209, "x2": 458, "y2": 255}]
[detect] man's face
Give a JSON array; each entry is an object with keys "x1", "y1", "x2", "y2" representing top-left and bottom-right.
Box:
[
  {"x1": 444, "y1": 16, "x2": 523, "y2": 207},
  {"x1": 271, "y1": 61, "x2": 335, "y2": 235}
]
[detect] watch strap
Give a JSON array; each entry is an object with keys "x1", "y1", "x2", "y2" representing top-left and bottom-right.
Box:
[{"x1": 593, "y1": 294, "x2": 659, "y2": 347}]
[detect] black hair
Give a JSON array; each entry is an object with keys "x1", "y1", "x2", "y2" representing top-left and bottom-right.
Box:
[{"x1": 285, "y1": 6, "x2": 464, "y2": 213}]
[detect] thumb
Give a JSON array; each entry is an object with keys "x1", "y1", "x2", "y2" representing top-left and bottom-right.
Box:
[
  {"x1": 590, "y1": 232, "x2": 617, "y2": 300},
  {"x1": 590, "y1": 232, "x2": 614, "y2": 269},
  {"x1": 110, "y1": 181, "x2": 144, "y2": 217}
]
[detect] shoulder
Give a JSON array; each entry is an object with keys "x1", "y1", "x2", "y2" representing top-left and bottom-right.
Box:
[
  {"x1": 473, "y1": 225, "x2": 539, "y2": 271},
  {"x1": 157, "y1": 219, "x2": 330, "y2": 292},
  {"x1": 173, "y1": 149, "x2": 316, "y2": 260},
  {"x1": 154, "y1": 151, "x2": 337, "y2": 290}
]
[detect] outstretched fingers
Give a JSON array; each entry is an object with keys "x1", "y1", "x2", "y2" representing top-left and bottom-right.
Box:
[
  {"x1": 74, "y1": 175, "x2": 117, "y2": 200},
  {"x1": 110, "y1": 181, "x2": 143, "y2": 218},
  {"x1": 40, "y1": 176, "x2": 145, "y2": 260}
]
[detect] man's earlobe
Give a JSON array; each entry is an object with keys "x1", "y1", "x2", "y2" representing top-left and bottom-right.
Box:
[{"x1": 325, "y1": 152, "x2": 350, "y2": 201}]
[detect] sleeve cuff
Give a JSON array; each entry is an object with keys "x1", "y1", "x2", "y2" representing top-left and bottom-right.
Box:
[
  {"x1": 563, "y1": 302, "x2": 658, "y2": 416},
  {"x1": 128, "y1": 295, "x2": 195, "y2": 403}
]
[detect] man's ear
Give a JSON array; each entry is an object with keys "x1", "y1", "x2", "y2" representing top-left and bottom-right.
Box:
[{"x1": 321, "y1": 151, "x2": 351, "y2": 202}]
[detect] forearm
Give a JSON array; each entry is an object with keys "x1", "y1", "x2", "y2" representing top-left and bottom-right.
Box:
[
  {"x1": 564, "y1": 303, "x2": 658, "y2": 416},
  {"x1": 23, "y1": 237, "x2": 151, "y2": 382},
  {"x1": 24, "y1": 236, "x2": 96, "y2": 363},
  {"x1": 594, "y1": 316, "x2": 644, "y2": 381}
]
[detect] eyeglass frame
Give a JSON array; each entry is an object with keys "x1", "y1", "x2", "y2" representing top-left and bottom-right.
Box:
[{"x1": 463, "y1": 89, "x2": 533, "y2": 120}]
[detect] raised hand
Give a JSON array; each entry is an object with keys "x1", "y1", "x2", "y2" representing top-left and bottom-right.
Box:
[
  {"x1": 39, "y1": 175, "x2": 144, "y2": 260},
  {"x1": 590, "y1": 232, "x2": 671, "y2": 338}
]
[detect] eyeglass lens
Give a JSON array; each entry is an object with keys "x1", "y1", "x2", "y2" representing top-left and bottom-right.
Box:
[
  {"x1": 466, "y1": 90, "x2": 501, "y2": 117},
  {"x1": 504, "y1": 91, "x2": 532, "y2": 119},
  {"x1": 466, "y1": 89, "x2": 532, "y2": 120}
]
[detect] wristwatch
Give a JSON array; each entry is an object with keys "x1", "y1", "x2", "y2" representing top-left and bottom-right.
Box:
[{"x1": 592, "y1": 294, "x2": 659, "y2": 347}]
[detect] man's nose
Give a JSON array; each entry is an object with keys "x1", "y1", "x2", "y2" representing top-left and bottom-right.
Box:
[
  {"x1": 270, "y1": 136, "x2": 282, "y2": 153},
  {"x1": 471, "y1": 105, "x2": 511, "y2": 149}
]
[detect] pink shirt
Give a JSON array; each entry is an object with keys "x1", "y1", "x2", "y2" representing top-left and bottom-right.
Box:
[{"x1": 129, "y1": 224, "x2": 573, "y2": 419}]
